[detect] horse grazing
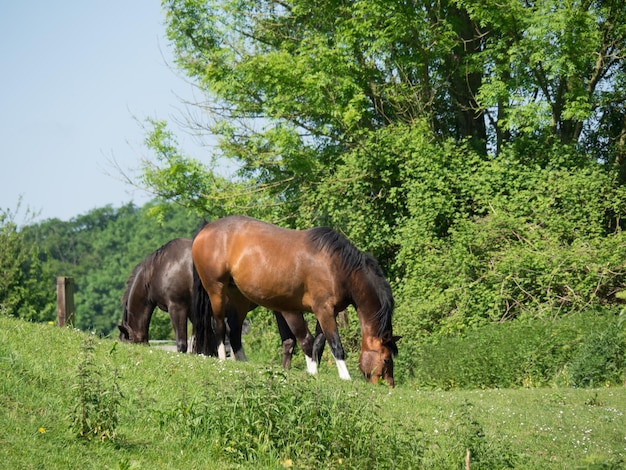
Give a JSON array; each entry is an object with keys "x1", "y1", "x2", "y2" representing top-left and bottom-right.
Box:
[
  {"x1": 192, "y1": 215, "x2": 400, "y2": 386},
  {"x1": 119, "y1": 238, "x2": 194, "y2": 353},
  {"x1": 118, "y1": 238, "x2": 299, "y2": 362}
]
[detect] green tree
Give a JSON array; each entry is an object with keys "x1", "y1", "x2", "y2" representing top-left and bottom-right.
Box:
[
  {"x1": 0, "y1": 205, "x2": 55, "y2": 321},
  {"x1": 137, "y1": 0, "x2": 626, "y2": 336},
  {"x1": 150, "y1": 0, "x2": 626, "y2": 236}
]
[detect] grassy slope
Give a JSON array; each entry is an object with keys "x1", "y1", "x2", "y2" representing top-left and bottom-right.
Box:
[{"x1": 1, "y1": 315, "x2": 624, "y2": 469}]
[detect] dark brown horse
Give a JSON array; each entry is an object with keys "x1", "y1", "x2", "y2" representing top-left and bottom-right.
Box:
[
  {"x1": 119, "y1": 238, "x2": 194, "y2": 352},
  {"x1": 118, "y1": 238, "x2": 299, "y2": 361},
  {"x1": 192, "y1": 215, "x2": 399, "y2": 386}
]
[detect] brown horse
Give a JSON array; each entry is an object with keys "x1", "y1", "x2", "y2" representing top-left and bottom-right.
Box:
[
  {"x1": 118, "y1": 238, "x2": 299, "y2": 362},
  {"x1": 192, "y1": 215, "x2": 399, "y2": 386}
]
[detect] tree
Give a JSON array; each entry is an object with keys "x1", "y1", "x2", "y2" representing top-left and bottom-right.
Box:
[
  {"x1": 139, "y1": 0, "x2": 626, "y2": 334},
  {"x1": 456, "y1": 0, "x2": 626, "y2": 160},
  {"x1": 22, "y1": 202, "x2": 205, "y2": 335},
  {"x1": 0, "y1": 205, "x2": 55, "y2": 321},
  {"x1": 152, "y1": 0, "x2": 626, "y2": 233}
]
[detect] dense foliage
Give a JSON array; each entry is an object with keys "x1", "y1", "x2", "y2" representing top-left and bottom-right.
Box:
[
  {"x1": 0, "y1": 204, "x2": 52, "y2": 321},
  {"x1": 132, "y1": 0, "x2": 626, "y2": 337}
]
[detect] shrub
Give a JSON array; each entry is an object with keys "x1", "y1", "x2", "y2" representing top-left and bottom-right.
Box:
[
  {"x1": 568, "y1": 314, "x2": 626, "y2": 387},
  {"x1": 409, "y1": 312, "x2": 625, "y2": 389},
  {"x1": 394, "y1": 143, "x2": 626, "y2": 337}
]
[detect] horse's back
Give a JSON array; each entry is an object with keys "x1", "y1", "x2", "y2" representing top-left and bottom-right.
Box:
[
  {"x1": 193, "y1": 215, "x2": 308, "y2": 266},
  {"x1": 193, "y1": 216, "x2": 332, "y2": 311},
  {"x1": 149, "y1": 238, "x2": 194, "y2": 306}
]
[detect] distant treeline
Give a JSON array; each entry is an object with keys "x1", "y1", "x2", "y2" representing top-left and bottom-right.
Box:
[{"x1": 1, "y1": 202, "x2": 201, "y2": 336}]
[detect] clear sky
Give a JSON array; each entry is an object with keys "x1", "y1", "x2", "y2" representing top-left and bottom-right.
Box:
[{"x1": 0, "y1": 1, "x2": 207, "y2": 223}]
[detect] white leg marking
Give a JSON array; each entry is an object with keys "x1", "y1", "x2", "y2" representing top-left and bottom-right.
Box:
[
  {"x1": 217, "y1": 342, "x2": 227, "y2": 360},
  {"x1": 234, "y1": 348, "x2": 248, "y2": 361},
  {"x1": 335, "y1": 359, "x2": 351, "y2": 380},
  {"x1": 305, "y1": 355, "x2": 318, "y2": 375}
]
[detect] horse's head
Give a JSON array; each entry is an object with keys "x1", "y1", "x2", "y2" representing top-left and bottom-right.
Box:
[
  {"x1": 359, "y1": 333, "x2": 400, "y2": 387},
  {"x1": 117, "y1": 323, "x2": 148, "y2": 344}
]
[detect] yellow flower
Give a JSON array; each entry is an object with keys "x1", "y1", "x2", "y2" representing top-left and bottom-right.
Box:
[
  {"x1": 282, "y1": 459, "x2": 293, "y2": 468},
  {"x1": 38, "y1": 427, "x2": 46, "y2": 434}
]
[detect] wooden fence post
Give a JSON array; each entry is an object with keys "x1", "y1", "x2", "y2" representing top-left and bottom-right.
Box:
[{"x1": 56, "y1": 276, "x2": 75, "y2": 327}]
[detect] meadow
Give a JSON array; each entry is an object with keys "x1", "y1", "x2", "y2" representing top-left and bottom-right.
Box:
[{"x1": 1, "y1": 315, "x2": 624, "y2": 469}]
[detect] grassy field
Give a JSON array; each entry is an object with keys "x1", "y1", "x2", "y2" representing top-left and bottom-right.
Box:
[{"x1": 1, "y1": 315, "x2": 624, "y2": 469}]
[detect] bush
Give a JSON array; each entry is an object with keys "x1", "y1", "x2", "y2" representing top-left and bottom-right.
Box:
[
  {"x1": 568, "y1": 315, "x2": 626, "y2": 387},
  {"x1": 409, "y1": 312, "x2": 625, "y2": 389},
  {"x1": 394, "y1": 142, "x2": 626, "y2": 337}
]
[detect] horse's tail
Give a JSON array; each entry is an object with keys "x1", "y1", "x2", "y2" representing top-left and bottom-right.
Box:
[{"x1": 191, "y1": 262, "x2": 217, "y2": 356}]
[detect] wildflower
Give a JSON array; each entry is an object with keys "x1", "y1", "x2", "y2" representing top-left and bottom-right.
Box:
[
  {"x1": 282, "y1": 459, "x2": 293, "y2": 468},
  {"x1": 38, "y1": 427, "x2": 46, "y2": 434}
]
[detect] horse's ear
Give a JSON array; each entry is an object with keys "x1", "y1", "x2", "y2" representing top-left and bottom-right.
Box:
[{"x1": 381, "y1": 332, "x2": 401, "y2": 344}]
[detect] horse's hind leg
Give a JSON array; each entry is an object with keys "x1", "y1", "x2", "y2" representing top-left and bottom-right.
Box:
[
  {"x1": 225, "y1": 303, "x2": 248, "y2": 361},
  {"x1": 169, "y1": 304, "x2": 188, "y2": 353},
  {"x1": 223, "y1": 291, "x2": 255, "y2": 361},
  {"x1": 311, "y1": 320, "x2": 326, "y2": 365},
  {"x1": 204, "y1": 287, "x2": 228, "y2": 360}
]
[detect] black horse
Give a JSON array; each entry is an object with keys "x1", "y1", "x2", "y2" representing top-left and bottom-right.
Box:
[{"x1": 118, "y1": 238, "x2": 302, "y2": 363}]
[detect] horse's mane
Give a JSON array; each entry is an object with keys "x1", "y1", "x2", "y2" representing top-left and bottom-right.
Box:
[
  {"x1": 307, "y1": 227, "x2": 396, "y2": 349},
  {"x1": 307, "y1": 227, "x2": 365, "y2": 272}
]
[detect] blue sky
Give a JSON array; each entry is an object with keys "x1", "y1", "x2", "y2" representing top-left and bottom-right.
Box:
[{"x1": 0, "y1": 1, "x2": 207, "y2": 223}]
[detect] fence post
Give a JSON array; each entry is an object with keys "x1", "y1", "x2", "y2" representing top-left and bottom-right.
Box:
[{"x1": 56, "y1": 276, "x2": 75, "y2": 327}]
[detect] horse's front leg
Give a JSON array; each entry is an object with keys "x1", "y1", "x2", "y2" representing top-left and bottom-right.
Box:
[
  {"x1": 316, "y1": 308, "x2": 351, "y2": 380},
  {"x1": 280, "y1": 311, "x2": 317, "y2": 375}
]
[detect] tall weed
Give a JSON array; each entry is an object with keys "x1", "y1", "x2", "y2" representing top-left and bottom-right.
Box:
[
  {"x1": 568, "y1": 315, "x2": 626, "y2": 387},
  {"x1": 69, "y1": 334, "x2": 122, "y2": 441}
]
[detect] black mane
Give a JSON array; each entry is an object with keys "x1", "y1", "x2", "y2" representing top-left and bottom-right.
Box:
[
  {"x1": 307, "y1": 227, "x2": 366, "y2": 273},
  {"x1": 307, "y1": 227, "x2": 396, "y2": 347},
  {"x1": 121, "y1": 262, "x2": 144, "y2": 320}
]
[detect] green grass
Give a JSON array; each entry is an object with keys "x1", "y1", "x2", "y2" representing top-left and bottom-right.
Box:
[{"x1": 1, "y1": 315, "x2": 625, "y2": 469}]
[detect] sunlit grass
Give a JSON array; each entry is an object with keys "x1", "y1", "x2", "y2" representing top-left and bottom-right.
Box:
[{"x1": 0, "y1": 315, "x2": 624, "y2": 469}]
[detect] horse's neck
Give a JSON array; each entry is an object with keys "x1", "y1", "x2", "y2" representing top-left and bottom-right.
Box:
[
  {"x1": 127, "y1": 269, "x2": 151, "y2": 325},
  {"x1": 349, "y1": 269, "x2": 381, "y2": 327}
]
